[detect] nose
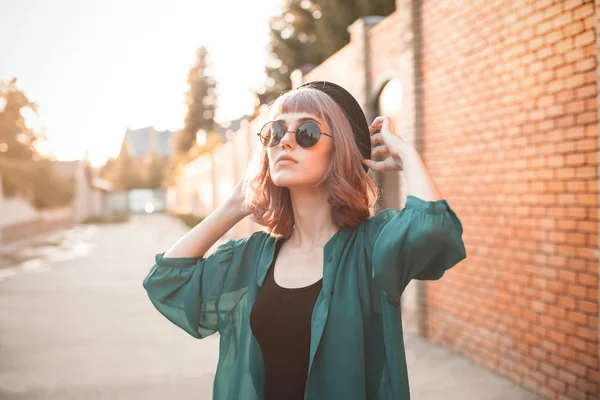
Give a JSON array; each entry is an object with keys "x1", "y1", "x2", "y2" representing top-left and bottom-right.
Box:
[{"x1": 278, "y1": 129, "x2": 296, "y2": 149}]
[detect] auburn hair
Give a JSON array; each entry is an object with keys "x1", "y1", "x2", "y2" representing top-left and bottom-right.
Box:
[{"x1": 243, "y1": 87, "x2": 379, "y2": 237}]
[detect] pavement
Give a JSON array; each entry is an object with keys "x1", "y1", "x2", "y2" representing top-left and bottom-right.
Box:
[{"x1": 0, "y1": 213, "x2": 542, "y2": 399}]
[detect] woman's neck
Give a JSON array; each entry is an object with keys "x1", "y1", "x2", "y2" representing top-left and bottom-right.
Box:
[{"x1": 287, "y1": 185, "x2": 338, "y2": 249}]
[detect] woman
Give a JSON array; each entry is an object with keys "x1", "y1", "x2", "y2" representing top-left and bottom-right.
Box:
[{"x1": 143, "y1": 81, "x2": 466, "y2": 400}]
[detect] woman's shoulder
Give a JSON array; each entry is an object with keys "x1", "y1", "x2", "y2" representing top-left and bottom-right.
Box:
[{"x1": 358, "y1": 208, "x2": 400, "y2": 233}]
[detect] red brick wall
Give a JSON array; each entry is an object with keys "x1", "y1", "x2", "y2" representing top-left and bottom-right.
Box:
[
  {"x1": 369, "y1": 12, "x2": 403, "y2": 80},
  {"x1": 420, "y1": 1, "x2": 599, "y2": 398},
  {"x1": 304, "y1": 43, "x2": 364, "y2": 101}
]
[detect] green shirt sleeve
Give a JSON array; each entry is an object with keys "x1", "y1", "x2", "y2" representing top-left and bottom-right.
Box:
[
  {"x1": 367, "y1": 195, "x2": 467, "y2": 300},
  {"x1": 142, "y1": 236, "x2": 251, "y2": 339}
]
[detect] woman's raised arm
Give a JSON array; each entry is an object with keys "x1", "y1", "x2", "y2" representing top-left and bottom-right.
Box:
[{"x1": 163, "y1": 179, "x2": 250, "y2": 258}]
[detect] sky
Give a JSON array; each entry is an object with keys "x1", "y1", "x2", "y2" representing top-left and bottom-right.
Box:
[{"x1": 0, "y1": 0, "x2": 282, "y2": 166}]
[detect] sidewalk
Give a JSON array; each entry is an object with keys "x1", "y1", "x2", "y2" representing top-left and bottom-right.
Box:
[
  {"x1": 405, "y1": 334, "x2": 542, "y2": 399},
  {"x1": 0, "y1": 213, "x2": 543, "y2": 400}
]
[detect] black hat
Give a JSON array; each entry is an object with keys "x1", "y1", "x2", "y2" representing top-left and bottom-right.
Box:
[{"x1": 297, "y1": 81, "x2": 371, "y2": 172}]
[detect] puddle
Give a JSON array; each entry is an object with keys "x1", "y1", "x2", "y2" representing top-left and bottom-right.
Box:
[{"x1": 0, "y1": 225, "x2": 97, "y2": 283}]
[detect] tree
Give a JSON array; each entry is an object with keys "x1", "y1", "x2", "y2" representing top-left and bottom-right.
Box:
[
  {"x1": 0, "y1": 78, "x2": 74, "y2": 208},
  {"x1": 262, "y1": 0, "x2": 322, "y2": 103},
  {"x1": 105, "y1": 141, "x2": 142, "y2": 191},
  {"x1": 165, "y1": 46, "x2": 220, "y2": 189},
  {"x1": 31, "y1": 160, "x2": 74, "y2": 209},
  {"x1": 0, "y1": 157, "x2": 74, "y2": 209},
  {"x1": 261, "y1": 0, "x2": 396, "y2": 102},
  {"x1": 313, "y1": 0, "x2": 395, "y2": 58},
  {"x1": 0, "y1": 78, "x2": 44, "y2": 160},
  {"x1": 144, "y1": 151, "x2": 168, "y2": 189},
  {"x1": 174, "y1": 46, "x2": 218, "y2": 156}
]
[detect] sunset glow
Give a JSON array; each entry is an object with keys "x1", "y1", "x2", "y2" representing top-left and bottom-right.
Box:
[{"x1": 0, "y1": 0, "x2": 281, "y2": 166}]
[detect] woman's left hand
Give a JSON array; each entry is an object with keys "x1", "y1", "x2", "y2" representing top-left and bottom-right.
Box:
[{"x1": 362, "y1": 116, "x2": 411, "y2": 172}]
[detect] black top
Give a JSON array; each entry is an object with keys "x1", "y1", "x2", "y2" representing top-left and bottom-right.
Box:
[{"x1": 249, "y1": 240, "x2": 323, "y2": 400}]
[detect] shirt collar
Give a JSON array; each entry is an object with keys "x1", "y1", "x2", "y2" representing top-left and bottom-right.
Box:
[{"x1": 256, "y1": 228, "x2": 344, "y2": 288}]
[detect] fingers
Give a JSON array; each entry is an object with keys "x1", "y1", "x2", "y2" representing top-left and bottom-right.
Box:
[
  {"x1": 370, "y1": 133, "x2": 385, "y2": 146},
  {"x1": 368, "y1": 125, "x2": 379, "y2": 134},
  {"x1": 369, "y1": 116, "x2": 395, "y2": 136},
  {"x1": 371, "y1": 144, "x2": 389, "y2": 157},
  {"x1": 362, "y1": 159, "x2": 379, "y2": 171},
  {"x1": 369, "y1": 116, "x2": 387, "y2": 127},
  {"x1": 362, "y1": 157, "x2": 402, "y2": 172},
  {"x1": 369, "y1": 116, "x2": 389, "y2": 130},
  {"x1": 382, "y1": 116, "x2": 392, "y2": 132},
  {"x1": 362, "y1": 158, "x2": 390, "y2": 172}
]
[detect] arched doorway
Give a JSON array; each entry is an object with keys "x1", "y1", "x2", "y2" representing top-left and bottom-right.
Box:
[{"x1": 375, "y1": 79, "x2": 405, "y2": 210}]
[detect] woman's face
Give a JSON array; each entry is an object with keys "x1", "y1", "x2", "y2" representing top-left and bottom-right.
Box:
[{"x1": 266, "y1": 112, "x2": 333, "y2": 188}]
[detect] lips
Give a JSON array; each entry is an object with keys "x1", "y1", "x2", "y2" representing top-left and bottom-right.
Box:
[{"x1": 276, "y1": 155, "x2": 298, "y2": 164}]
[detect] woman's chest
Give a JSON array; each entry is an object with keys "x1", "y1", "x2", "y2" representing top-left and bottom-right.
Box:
[{"x1": 272, "y1": 248, "x2": 324, "y2": 289}]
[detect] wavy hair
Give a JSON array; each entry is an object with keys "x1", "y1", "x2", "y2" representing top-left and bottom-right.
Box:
[{"x1": 244, "y1": 87, "x2": 379, "y2": 237}]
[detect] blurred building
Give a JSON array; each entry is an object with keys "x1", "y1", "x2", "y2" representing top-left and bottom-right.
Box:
[
  {"x1": 112, "y1": 126, "x2": 174, "y2": 213},
  {"x1": 167, "y1": 113, "x2": 261, "y2": 239},
  {"x1": 170, "y1": 0, "x2": 599, "y2": 398},
  {"x1": 0, "y1": 158, "x2": 113, "y2": 244},
  {"x1": 53, "y1": 160, "x2": 113, "y2": 222},
  {"x1": 118, "y1": 126, "x2": 173, "y2": 162}
]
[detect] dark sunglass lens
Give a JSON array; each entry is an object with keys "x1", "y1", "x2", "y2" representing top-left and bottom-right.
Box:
[
  {"x1": 296, "y1": 122, "x2": 321, "y2": 148},
  {"x1": 261, "y1": 122, "x2": 284, "y2": 146}
]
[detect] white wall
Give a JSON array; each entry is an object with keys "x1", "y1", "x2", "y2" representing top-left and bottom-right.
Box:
[{"x1": 0, "y1": 176, "x2": 38, "y2": 228}]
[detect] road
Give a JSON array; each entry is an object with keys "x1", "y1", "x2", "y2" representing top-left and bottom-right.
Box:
[
  {"x1": 0, "y1": 213, "x2": 541, "y2": 400},
  {"x1": 0, "y1": 214, "x2": 219, "y2": 399}
]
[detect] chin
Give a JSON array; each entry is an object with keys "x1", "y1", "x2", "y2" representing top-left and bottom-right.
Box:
[
  {"x1": 271, "y1": 174, "x2": 301, "y2": 187},
  {"x1": 270, "y1": 173, "x2": 322, "y2": 188},
  {"x1": 269, "y1": 163, "x2": 327, "y2": 187}
]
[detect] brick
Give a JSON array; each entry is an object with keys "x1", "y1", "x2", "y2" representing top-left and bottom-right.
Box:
[
  {"x1": 575, "y1": 30, "x2": 595, "y2": 47},
  {"x1": 566, "y1": 180, "x2": 586, "y2": 192},
  {"x1": 555, "y1": 38, "x2": 573, "y2": 53},
  {"x1": 565, "y1": 100, "x2": 585, "y2": 113},
  {"x1": 564, "y1": 0, "x2": 583, "y2": 11},
  {"x1": 576, "y1": 273, "x2": 598, "y2": 287},
  {"x1": 546, "y1": 30, "x2": 564, "y2": 45},
  {"x1": 573, "y1": 3, "x2": 594, "y2": 20},
  {"x1": 565, "y1": 153, "x2": 585, "y2": 166},
  {"x1": 574, "y1": 57, "x2": 594, "y2": 72},
  {"x1": 553, "y1": 11, "x2": 574, "y2": 29},
  {"x1": 565, "y1": 48, "x2": 584, "y2": 63},
  {"x1": 576, "y1": 84, "x2": 596, "y2": 98},
  {"x1": 564, "y1": 21, "x2": 584, "y2": 36},
  {"x1": 576, "y1": 326, "x2": 596, "y2": 341},
  {"x1": 566, "y1": 73, "x2": 585, "y2": 88},
  {"x1": 584, "y1": 98, "x2": 596, "y2": 111},
  {"x1": 584, "y1": 14, "x2": 595, "y2": 30},
  {"x1": 546, "y1": 55, "x2": 564, "y2": 69},
  {"x1": 585, "y1": 152, "x2": 598, "y2": 165},
  {"x1": 567, "y1": 310, "x2": 588, "y2": 325},
  {"x1": 577, "y1": 220, "x2": 597, "y2": 232},
  {"x1": 575, "y1": 139, "x2": 597, "y2": 151},
  {"x1": 559, "y1": 369, "x2": 578, "y2": 384}
]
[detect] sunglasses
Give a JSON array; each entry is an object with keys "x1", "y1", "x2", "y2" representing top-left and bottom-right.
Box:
[{"x1": 257, "y1": 120, "x2": 333, "y2": 148}]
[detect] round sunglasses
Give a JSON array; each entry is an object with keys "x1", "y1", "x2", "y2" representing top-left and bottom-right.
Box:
[{"x1": 257, "y1": 120, "x2": 333, "y2": 148}]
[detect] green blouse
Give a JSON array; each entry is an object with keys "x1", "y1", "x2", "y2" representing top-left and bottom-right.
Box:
[{"x1": 142, "y1": 195, "x2": 466, "y2": 400}]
